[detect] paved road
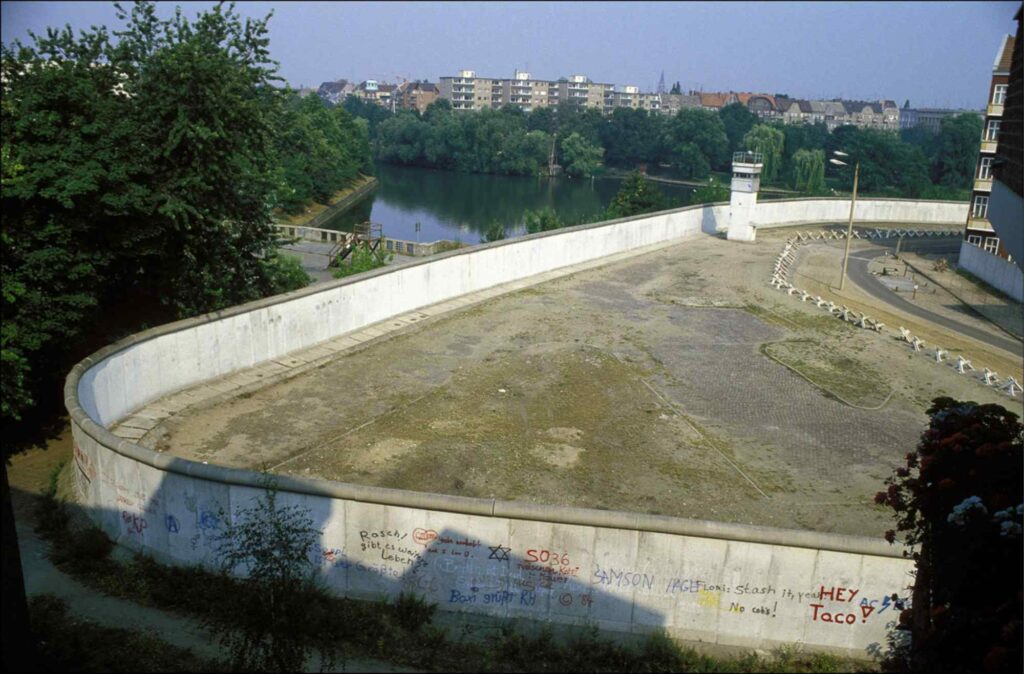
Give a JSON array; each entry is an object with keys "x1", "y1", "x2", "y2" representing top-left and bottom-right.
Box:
[{"x1": 844, "y1": 241, "x2": 1022, "y2": 356}]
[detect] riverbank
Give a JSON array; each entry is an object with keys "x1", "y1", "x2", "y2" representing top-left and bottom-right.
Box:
[{"x1": 274, "y1": 174, "x2": 378, "y2": 228}]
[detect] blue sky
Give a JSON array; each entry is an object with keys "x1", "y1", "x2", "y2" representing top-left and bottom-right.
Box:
[{"x1": 2, "y1": 1, "x2": 1018, "y2": 108}]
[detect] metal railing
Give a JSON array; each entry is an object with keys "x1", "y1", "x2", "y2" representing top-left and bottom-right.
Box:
[{"x1": 733, "y1": 151, "x2": 764, "y2": 164}]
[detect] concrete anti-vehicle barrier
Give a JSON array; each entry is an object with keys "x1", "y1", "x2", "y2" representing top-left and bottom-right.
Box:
[{"x1": 67, "y1": 198, "x2": 966, "y2": 657}]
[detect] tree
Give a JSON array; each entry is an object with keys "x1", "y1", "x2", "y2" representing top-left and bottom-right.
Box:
[
  {"x1": 522, "y1": 206, "x2": 563, "y2": 233},
  {"x1": 670, "y1": 81, "x2": 682, "y2": 95},
  {"x1": 691, "y1": 178, "x2": 730, "y2": 204},
  {"x1": 791, "y1": 148, "x2": 826, "y2": 194},
  {"x1": 875, "y1": 398, "x2": 1021, "y2": 673},
  {"x1": 601, "y1": 108, "x2": 666, "y2": 167},
  {"x1": 718, "y1": 102, "x2": 757, "y2": 154},
  {"x1": 211, "y1": 475, "x2": 339, "y2": 672},
  {"x1": 481, "y1": 220, "x2": 507, "y2": 243},
  {"x1": 667, "y1": 109, "x2": 729, "y2": 172},
  {"x1": 933, "y1": 114, "x2": 982, "y2": 189},
  {"x1": 829, "y1": 126, "x2": 930, "y2": 197},
  {"x1": 605, "y1": 171, "x2": 668, "y2": 218},
  {"x1": 560, "y1": 132, "x2": 604, "y2": 178},
  {"x1": 670, "y1": 142, "x2": 710, "y2": 179},
  {"x1": 743, "y1": 124, "x2": 785, "y2": 185},
  {"x1": 1, "y1": 1, "x2": 316, "y2": 429}
]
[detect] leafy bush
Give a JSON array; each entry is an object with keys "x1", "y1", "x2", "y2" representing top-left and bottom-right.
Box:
[
  {"x1": 875, "y1": 397, "x2": 1022, "y2": 672},
  {"x1": 209, "y1": 475, "x2": 337, "y2": 672}
]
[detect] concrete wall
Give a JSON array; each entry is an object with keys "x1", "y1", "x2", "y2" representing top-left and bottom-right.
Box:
[
  {"x1": 958, "y1": 239, "x2": 1024, "y2": 302},
  {"x1": 750, "y1": 198, "x2": 968, "y2": 231},
  {"x1": 67, "y1": 199, "x2": 963, "y2": 656}
]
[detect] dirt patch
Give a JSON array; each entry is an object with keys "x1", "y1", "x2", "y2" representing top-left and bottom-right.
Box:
[
  {"x1": 531, "y1": 442, "x2": 585, "y2": 468},
  {"x1": 147, "y1": 229, "x2": 1021, "y2": 537}
]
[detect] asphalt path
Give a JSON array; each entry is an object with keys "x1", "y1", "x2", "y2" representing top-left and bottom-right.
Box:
[{"x1": 843, "y1": 241, "x2": 1022, "y2": 356}]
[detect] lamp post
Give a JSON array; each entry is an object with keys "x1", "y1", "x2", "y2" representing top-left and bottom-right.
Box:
[{"x1": 830, "y1": 151, "x2": 860, "y2": 291}]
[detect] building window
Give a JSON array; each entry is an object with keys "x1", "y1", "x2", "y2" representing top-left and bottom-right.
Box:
[
  {"x1": 992, "y1": 84, "x2": 1007, "y2": 105},
  {"x1": 978, "y1": 157, "x2": 993, "y2": 180},
  {"x1": 967, "y1": 235, "x2": 983, "y2": 246},
  {"x1": 972, "y1": 195, "x2": 989, "y2": 219},
  {"x1": 984, "y1": 119, "x2": 1001, "y2": 141},
  {"x1": 983, "y1": 237, "x2": 999, "y2": 254}
]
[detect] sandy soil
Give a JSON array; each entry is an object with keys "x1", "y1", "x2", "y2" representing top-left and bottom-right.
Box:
[{"x1": 145, "y1": 228, "x2": 1021, "y2": 539}]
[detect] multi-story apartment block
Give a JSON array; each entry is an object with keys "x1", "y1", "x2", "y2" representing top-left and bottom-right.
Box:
[
  {"x1": 440, "y1": 70, "x2": 660, "y2": 114},
  {"x1": 660, "y1": 93, "x2": 702, "y2": 115},
  {"x1": 841, "y1": 100, "x2": 900, "y2": 130},
  {"x1": 553, "y1": 75, "x2": 614, "y2": 111},
  {"x1": 437, "y1": 70, "x2": 500, "y2": 111},
  {"x1": 963, "y1": 32, "x2": 1016, "y2": 256},
  {"x1": 899, "y1": 107, "x2": 985, "y2": 133},
  {"x1": 396, "y1": 81, "x2": 439, "y2": 114},
  {"x1": 316, "y1": 79, "x2": 356, "y2": 105},
  {"x1": 988, "y1": 7, "x2": 1022, "y2": 268}
]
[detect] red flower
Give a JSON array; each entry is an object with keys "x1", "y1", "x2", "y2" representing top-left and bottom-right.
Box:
[
  {"x1": 938, "y1": 478, "x2": 956, "y2": 490},
  {"x1": 896, "y1": 467, "x2": 910, "y2": 477},
  {"x1": 874, "y1": 492, "x2": 888, "y2": 505}
]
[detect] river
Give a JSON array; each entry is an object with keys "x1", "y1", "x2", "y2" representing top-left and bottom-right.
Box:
[{"x1": 320, "y1": 164, "x2": 713, "y2": 243}]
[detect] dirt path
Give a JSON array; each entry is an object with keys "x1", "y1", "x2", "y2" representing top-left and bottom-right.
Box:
[{"x1": 8, "y1": 434, "x2": 417, "y2": 673}]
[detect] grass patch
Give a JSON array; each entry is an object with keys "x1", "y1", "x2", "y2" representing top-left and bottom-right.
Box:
[
  {"x1": 762, "y1": 339, "x2": 890, "y2": 407},
  {"x1": 28, "y1": 594, "x2": 226, "y2": 673}
]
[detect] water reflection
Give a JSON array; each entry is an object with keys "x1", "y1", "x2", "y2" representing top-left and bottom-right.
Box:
[{"x1": 322, "y1": 164, "x2": 698, "y2": 242}]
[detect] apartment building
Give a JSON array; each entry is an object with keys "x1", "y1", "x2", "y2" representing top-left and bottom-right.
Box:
[
  {"x1": 963, "y1": 32, "x2": 1016, "y2": 257},
  {"x1": 900, "y1": 107, "x2": 985, "y2": 133},
  {"x1": 988, "y1": 7, "x2": 1022, "y2": 267},
  {"x1": 437, "y1": 70, "x2": 500, "y2": 111},
  {"x1": 440, "y1": 70, "x2": 657, "y2": 113},
  {"x1": 396, "y1": 81, "x2": 439, "y2": 114}
]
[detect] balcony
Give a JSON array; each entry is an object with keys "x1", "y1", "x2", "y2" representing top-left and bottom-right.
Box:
[
  {"x1": 974, "y1": 178, "x2": 993, "y2": 192},
  {"x1": 987, "y1": 103, "x2": 1004, "y2": 117},
  {"x1": 966, "y1": 218, "x2": 994, "y2": 232},
  {"x1": 980, "y1": 140, "x2": 998, "y2": 153}
]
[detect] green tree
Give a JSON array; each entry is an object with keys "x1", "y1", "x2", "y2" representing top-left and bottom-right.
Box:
[
  {"x1": 718, "y1": 102, "x2": 757, "y2": 154},
  {"x1": 875, "y1": 398, "x2": 1021, "y2": 673},
  {"x1": 829, "y1": 126, "x2": 930, "y2": 197},
  {"x1": 522, "y1": 206, "x2": 563, "y2": 233},
  {"x1": 481, "y1": 220, "x2": 507, "y2": 243},
  {"x1": 211, "y1": 476, "x2": 339, "y2": 672},
  {"x1": 332, "y1": 243, "x2": 391, "y2": 278},
  {"x1": 667, "y1": 109, "x2": 729, "y2": 172},
  {"x1": 601, "y1": 108, "x2": 666, "y2": 167},
  {"x1": 605, "y1": 171, "x2": 668, "y2": 219},
  {"x1": 1, "y1": 1, "x2": 314, "y2": 428},
  {"x1": 742, "y1": 124, "x2": 785, "y2": 185},
  {"x1": 670, "y1": 142, "x2": 710, "y2": 179},
  {"x1": 933, "y1": 114, "x2": 982, "y2": 189},
  {"x1": 791, "y1": 148, "x2": 826, "y2": 194},
  {"x1": 691, "y1": 178, "x2": 730, "y2": 204},
  {"x1": 559, "y1": 132, "x2": 604, "y2": 178},
  {"x1": 670, "y1": 81, "x2": 682, "y2": 95}
]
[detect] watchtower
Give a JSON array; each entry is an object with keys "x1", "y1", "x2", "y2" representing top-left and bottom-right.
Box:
[{"x1": 727, "y1": 150, "x2": 763, "y2": 242}]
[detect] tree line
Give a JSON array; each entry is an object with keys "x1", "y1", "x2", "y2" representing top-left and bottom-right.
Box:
[
  {"x1": 1, "y1": 1, "x2": 372, "y2": 432},
  {"x1": 351, "y1": 99, "x2": 981, "y2": 200}
]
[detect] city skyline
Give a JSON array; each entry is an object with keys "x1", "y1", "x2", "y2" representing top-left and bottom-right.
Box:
[{"x1": 2, "y1": 1, "x2": 1019, "y2": 108}]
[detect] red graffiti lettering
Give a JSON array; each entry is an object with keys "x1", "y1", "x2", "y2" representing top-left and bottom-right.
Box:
[{"x1": 412, "y1": 528, "x2": 438, "y2": 546}]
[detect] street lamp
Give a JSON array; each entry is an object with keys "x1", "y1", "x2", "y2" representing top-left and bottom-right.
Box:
[{"x1": 830, "y1": 151, "x2": 860, "y2": 291}]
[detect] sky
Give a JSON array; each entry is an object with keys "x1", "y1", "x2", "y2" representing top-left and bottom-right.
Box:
[{"x1": 2, "y1": 1, "x2": 1018, "y2": 108}]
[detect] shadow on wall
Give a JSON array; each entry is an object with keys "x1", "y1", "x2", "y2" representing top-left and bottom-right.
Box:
[
  {"x1": 69, "y1": 437, "x2": 914, "y2": 659},
  {"x1": 72, "y1": 446, "x2": 665, "y2": 634},
  {"x1": 701, "y1": 205, "x2": 725, "y2": 235}
]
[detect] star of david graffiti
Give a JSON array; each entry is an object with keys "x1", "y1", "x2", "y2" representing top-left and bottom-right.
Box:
[{"x1": 488, "y1": 545, "x2": 511, "y2": 561}]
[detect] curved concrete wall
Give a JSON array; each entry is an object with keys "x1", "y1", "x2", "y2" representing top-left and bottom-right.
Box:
[{"x1": 67, "y1": 199, "x2": 962, "y2": 656}]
